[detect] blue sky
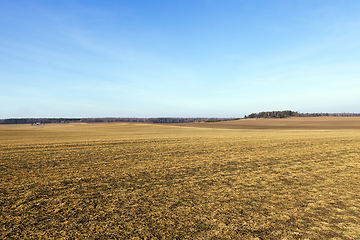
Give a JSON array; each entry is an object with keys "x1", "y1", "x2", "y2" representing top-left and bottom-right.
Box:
[{"x1": 1, "y1": 0, "x2": 360, "y2": 118}]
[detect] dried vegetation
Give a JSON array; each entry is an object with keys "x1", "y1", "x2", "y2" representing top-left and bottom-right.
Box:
[{"x1": 1, "y1": 123, "x2": 360, "y2": 239}]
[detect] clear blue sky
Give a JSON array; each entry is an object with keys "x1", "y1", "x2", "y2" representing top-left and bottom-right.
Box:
[{"x1": 1, "y1": 0, "x2": 360, "y2": 118}]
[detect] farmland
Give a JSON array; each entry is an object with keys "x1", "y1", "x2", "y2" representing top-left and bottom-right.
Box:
[{"x1": 1, "y1": 119, "x2": 360, "y2": 239}]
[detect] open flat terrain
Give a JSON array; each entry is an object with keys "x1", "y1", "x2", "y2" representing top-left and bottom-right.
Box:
[
  {"x1": 1, "y1": 119, "x2": 360, "y2": 239},
  {"x1": 172, "y1": 117, "x2": 360, "y2": 130}
]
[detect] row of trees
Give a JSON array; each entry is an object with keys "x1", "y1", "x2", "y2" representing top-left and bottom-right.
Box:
[
  {"x1": 2, "y1": 112, "x2": 360, "y2": 124},
  {"x1": 301, "y1": 113, "x2": 360, "y2": 117},
  {"x1": 0, "y1": 118, "x2": 82, "y2": 124},
  {"x1": 245, "y1": 111, "x2": 360, "y2": 119},
  {"x1": 245, "y1": 111, "x2": 299, "y2": 119},
  {"x1": 0, "y1": 117, "x2": 238, "y2": 125}
]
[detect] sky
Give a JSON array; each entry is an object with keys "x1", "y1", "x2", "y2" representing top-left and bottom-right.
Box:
[{"x1": 1, "y1": 0, "x2": 360, "y2": 118}]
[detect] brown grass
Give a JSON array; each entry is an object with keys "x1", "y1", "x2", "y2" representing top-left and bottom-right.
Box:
[
  {"x1": 171, "y1": 117, "x2": 360, "y2": 130},
  {"x1": 1, "y1": 122, "x2": 360, "y2": 239}
]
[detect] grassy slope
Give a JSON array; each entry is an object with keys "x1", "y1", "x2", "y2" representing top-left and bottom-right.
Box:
[{"x1": 1, "y1": 122, "x2": 360, "y2": 239}]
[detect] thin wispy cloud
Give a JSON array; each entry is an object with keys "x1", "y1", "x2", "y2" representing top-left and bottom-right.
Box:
[{"x1": 1, "y1": 0, "x2": 360, "y2": 118}]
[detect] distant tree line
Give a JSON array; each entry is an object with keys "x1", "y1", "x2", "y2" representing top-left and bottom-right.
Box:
[
  {"x1": 80, "y1": 117, "x2": 238, "y2": 123},
  {"x1": 2, "y1": 112, "x2": 360, "y2": 124},
  {"x1": 245, "y1": 111, "x2": 299, "y2": 119},
  {"x1": 0, "y1": 118, "x2": 82, "y2": 124},
  {"x1": 0, "y1": 117, "x2": 238, "y2": 125},
  {"x1": 244, "y1": 111, "x2": 360, "y2": 119},
  {"x1": 301, "y1": 113, "x2": 360, "y2": 117}
]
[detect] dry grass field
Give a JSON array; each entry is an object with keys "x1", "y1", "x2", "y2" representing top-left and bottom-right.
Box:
[
  {"x1": 173, "y1": 117, "x2": 360, "y2": 130},
  {"x1": 1, "y1": 119, "x2": 360, "y2": 239}
]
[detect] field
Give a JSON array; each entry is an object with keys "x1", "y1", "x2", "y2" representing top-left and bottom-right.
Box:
[
  {"x1": 1, "y1": 119, "x2": 360, "y2": 239},
  {"x1": 174, "y1": 117, "x2": 360, "y2": 130}
]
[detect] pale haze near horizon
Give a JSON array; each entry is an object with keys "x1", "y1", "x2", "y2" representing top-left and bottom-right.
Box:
[{"x1": 1, "y1": 0, "x2": 360, "y2": 118}]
